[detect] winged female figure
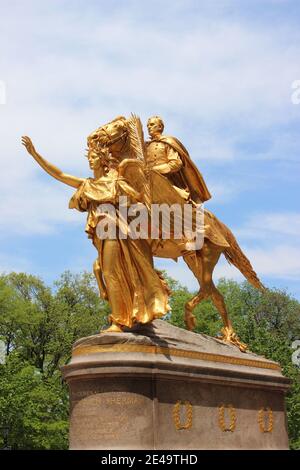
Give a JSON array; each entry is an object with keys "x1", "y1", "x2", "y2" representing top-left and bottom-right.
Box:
[{"x1": 21, "y1": 135, "x2": 170, "y2": 332}]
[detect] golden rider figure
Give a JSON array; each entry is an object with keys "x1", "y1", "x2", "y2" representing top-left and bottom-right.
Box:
[{"x1": 146, "y1": 116, "x2": 211, "y2": 205}]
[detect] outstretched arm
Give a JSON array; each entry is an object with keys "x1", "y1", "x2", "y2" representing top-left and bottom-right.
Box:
[{"x1": 22, "y1": 136, "x2": 84, "y2": 188}]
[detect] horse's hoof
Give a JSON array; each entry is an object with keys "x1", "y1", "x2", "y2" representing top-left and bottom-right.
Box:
[{"x1": 219, "y1": 327, "x2": 247, "y2": 352}]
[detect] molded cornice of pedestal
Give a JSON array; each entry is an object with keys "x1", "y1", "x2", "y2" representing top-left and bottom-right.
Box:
[{"x1": 62, "y1": 320, "x2": 290, "y2": 392}]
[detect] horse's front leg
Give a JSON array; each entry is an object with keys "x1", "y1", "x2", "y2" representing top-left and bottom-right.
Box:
[
  {"x1": 184, "y1": 296, "x2": 198, "y2": 330},
  {"x1": 184, "y1": 290, "x2": 209, "y2": 330}
]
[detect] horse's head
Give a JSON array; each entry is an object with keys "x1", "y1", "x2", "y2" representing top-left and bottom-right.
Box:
[{"x1": 87, "y1": 116, "x2": 129, "y2": 157}]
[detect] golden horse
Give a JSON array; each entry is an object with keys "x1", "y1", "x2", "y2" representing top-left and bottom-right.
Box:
[{"x1": 87, "y1": 115, "x2": 264, "y2": 351}]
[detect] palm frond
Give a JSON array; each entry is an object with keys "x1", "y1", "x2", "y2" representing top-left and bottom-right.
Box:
[{"x1": 127, "y1": 113, "x2": 146, "y2": 161}]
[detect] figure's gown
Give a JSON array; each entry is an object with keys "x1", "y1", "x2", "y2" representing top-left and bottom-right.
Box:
[{"x1": 69, "y1": 172, "x2": 170, "y2": 328}]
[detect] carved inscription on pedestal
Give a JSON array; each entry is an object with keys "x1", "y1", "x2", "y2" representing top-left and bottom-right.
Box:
[{"x1": 69, "y1": 384, "x2": 153, "y2": 449}]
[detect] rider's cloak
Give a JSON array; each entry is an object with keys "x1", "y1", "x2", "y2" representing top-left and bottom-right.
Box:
[{"x1": 158, "y1": 136, "x2": 212, "y2": 204}]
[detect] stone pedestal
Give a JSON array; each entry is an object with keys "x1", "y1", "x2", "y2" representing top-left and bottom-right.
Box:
[{"x1": 61, "y1": 320, "x2": 290, "y2": 450}]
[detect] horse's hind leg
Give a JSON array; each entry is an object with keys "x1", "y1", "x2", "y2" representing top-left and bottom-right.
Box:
[
  {"x1": 201, "y1": 243, "x2": 247, "y2": 351},
  {"x1": 183, "y1": 251, "x2": 203, "y2": 330},
  {"x1": 210, "y1": 285, "x2": 232, "y2": 330},
  {"x1": 184, "y1": 240, "x2": 247, "y2": 351},
  {"x1": 184, "y1": 289, "x2": 209, "y2": 330},
  {"x1": 184, "y1": 241, "x2": 222, "y2": 330},
  {"x1": 183, "y1": 242, "x2": 219, "y2": 330},
  {"x1": 211, "y1": 284, "x2": 247, "y2": 351}
]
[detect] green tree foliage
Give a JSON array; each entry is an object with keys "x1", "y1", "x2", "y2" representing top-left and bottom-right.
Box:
[
  {"x1": 0, "y1": 272, "x2": 299, "y2": 449},
  {"x1": 168, "y1": 278, "x2": 300, "y2": 449},
  {"x1": 0, "y1": 355, "x2": 69, "y2": 449},
  {"x1": 0, "y1": 271, "x2": 109, "y2": 449}
]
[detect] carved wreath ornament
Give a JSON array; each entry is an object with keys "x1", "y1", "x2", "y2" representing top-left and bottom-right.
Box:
[
  {"x1": 218, "y1": 404, "x2": 237, "y2": 432},
  {"x1": 258, "y1": 407, "x2": 274, "y2": 433},
  {"x1": 173, "y1": 400, "x2": 193, "y2": 430},
  {"x1": 172, "y1": 401, "x2": 274, "y2": 433}
]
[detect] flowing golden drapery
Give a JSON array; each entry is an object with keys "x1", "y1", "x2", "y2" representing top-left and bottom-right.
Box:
[{"x1": 69, "y1": 175, "x2": 170, "y2": 328}]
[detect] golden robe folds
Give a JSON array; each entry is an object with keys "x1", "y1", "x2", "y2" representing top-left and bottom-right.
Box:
[{"x1": 69, "y1": 174, "x2": 170, "y2": 328}]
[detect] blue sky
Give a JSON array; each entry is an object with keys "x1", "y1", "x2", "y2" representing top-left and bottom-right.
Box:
[{"x1": 0, "y1": 0, "x2": 300, "y2": 298}]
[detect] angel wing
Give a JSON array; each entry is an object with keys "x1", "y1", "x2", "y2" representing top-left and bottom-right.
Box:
[
  {"x1": 118, "y1": 158, "x2": 151, "y2": 208},
  {"x1": 118, "y1": 160, "x2": 189, "y2": 206},
  {"x1": 149, "y1": 170, "x2": 189, "y2": 206}
]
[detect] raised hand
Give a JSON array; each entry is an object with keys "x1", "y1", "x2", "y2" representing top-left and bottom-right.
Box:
[
  {"x1": 22, "y1": 136, "x2": 37, "y2": 157},
  {"x1": 21, "y1": 135, "x2": 84, "y2": 188}
]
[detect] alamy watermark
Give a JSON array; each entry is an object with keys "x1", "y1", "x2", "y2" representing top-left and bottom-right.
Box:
[
  {"x1": 0, "y1": 80, "x2": 6, "y2": 105},
  {"x1": 291, "y1": 80, "x2": 300, "y2": 105},
  {"x1": 291, "y1": 340, "x2": 300, "y2": 368},
  {"x1": 0, "y1": 340, "x2": 5, "y2": 364},
  {"x1": 95, "y1": 196, "x2": 205, "y2": 251}
]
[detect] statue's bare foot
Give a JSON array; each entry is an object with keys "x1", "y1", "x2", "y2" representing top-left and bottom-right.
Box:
[
  {"x1": 184, "y1": 308, "x2": 197, "y2": 331},
  {"x1": 102, "y1": 323, "x2": 123, "y2": 333},
  {"x1": 219, "y1": 326, "x2": 247, "y2": 352}
]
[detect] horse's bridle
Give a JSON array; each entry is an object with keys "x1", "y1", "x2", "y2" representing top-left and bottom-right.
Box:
[{"x1": 97, "y1": 127, "x2": 129, "y2": 153}]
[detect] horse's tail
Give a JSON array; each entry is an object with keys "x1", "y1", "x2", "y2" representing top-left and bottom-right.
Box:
[{"x1": 208, "y1": 212, "x2": 264, "y2": 290}]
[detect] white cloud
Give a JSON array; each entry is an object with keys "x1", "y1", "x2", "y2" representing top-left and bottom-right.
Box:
[
  {"x1": 1, "y1": 3, "x2": 298, "y2": 234},
  {"x1": 0, "y1": 1, "x2": 299, "y2": 301},
  {"x1": 206, "y1": 180, "x2": 247, "y2": 204},
  {"x1": 246, "y1": 245, "x2": 300, "y2": 280},
  {"x1": 214, "y1": 259, "x2": 244, "y2": 283},
  {"x1": 215, "y1": 245, "x2": 300, "y2": 283},
  {"x1": 235, "y1": 212, "x2": 300, "y2": 240},
  {"x1": 0, "y1": 174, "x2": 84, "y2": 236},
  {"x1": 228, "y1": 211, "x2": 300, "y2": 281}
]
